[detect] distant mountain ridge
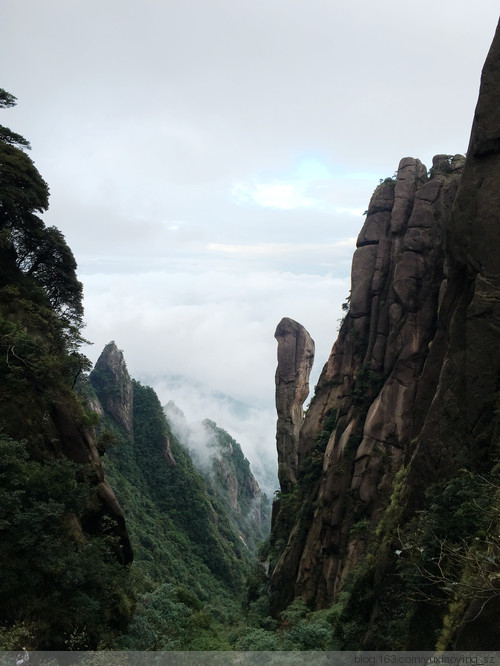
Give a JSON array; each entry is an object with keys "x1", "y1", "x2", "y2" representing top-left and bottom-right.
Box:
[
  {"x1": 165, "y1": 401, "x2": 271, "y2": 554},
  {"x1": 140, "y1": 371, "x2": 279, "y2": 496},
  {"x1": 86, "y1": 341, "x2": 271, "y2": 648}
]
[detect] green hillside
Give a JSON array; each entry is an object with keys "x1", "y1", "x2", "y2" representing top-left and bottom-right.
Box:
[
  {"x1": 0, "y1": 90, "x2": 134, "y2": 650},
  {"x1": 88, "y1": 344, "x2": 272, "y2": 649}
]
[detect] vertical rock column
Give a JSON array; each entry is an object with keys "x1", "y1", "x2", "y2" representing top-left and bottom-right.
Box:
[
  {"x1": 270, "y1": 153, "x2": 464, "y2": 614},
  {"x1": 275, "y1": 317, "x2": 315, "y2": 494},
  {"x1": 90, "y1": 341, "x2": 134, "y2": 434}
]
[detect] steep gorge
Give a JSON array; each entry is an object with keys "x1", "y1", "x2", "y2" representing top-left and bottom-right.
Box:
[{"x1": 2, "y1": 17, "x2": 500, "y2": 653}]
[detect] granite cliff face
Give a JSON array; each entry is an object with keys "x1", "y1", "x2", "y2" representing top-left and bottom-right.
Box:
[
  {"x1": 270, "y1": 153, "x2": 465, "y2": 611},
  {"x1": 90, "y1": 341, "x2": 134, "y2": 434},
  {"x1": 275, "y1": 317, "x2": 315, "y2": 494},
  {"x1": 90, "y1": 341, "x2": 177, "y2": 466},
  {"x1": 268, "y1": 20, "x2": 500, "y2": 649}
]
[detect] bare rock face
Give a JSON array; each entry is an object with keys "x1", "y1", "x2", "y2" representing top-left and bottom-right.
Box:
[
  {"x1": 404, "y1": 24, "x2": 500, "y2": 648},
  {"x1": 90, "y1": 341, "x2": 134, "y2": 434},
  {"x1": 161, "y1": 434, "x2": 177, "y2": 466},
  {"x1": 269, "y1": 19, "x2": 500, "y2": 649},
  {"x1": 274, "y1": 317, "x2": 315, "y2": 494},
  {"x1": 270, "y1": 154, "x2": 464, "y2": 613}
]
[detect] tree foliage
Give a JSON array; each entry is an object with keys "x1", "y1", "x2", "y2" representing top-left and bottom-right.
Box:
[
  {"x1": 0, "y1": 435, "x2": 133, "y2": 649},
  {"x1": 0, "y1": 90, "x2": 133, "y2": 649},
  {"x1": 0, "y1": 89, "x2": 17, "y2": 109},
  {"x1": 0, "y1": 89, "x2": 83, "y2": 327}
]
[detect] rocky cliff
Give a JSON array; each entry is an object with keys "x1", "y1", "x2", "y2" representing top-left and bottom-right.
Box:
[
  {"x1": 90, "y1": 341, "x2": 134, "y2": 434},
  {"x1": 90, "y1": 341, "x2": 177, "y2": 465},
  {"x1": 270, "y1": 152, "x2": 465, "y2": 612},
  {"x1": 268, "y1": 20, "x2": 500, "y2": 649},
  {"x1": 275, "y1": 317, "x2": 315, "y2": 495}
]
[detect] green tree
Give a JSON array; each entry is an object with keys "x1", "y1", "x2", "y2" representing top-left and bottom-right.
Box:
[
  {"x1": 0, "y1": 88, "x2": 83, "y2": 328},
  {"x1": 0, "y1": 90, "x2": 132, "y2": 649},
  {"x1": 0, "y1": 435, "x2": 133, "y2": 649},
  {"x1": 0, "y1": 89, "x2": 17, "y2": 108}
]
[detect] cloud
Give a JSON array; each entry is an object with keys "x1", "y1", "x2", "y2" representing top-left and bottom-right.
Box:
[
  {"x1": 81, "y1": 268, "x2": 350, "y2": 407},
  {"x1": 162, "y1": 384, "x2": 279, "y2": 496},
  {"x1": 2, "y1": 0, "x2": 499, "y2": 481},
  {"x1": 231, "y1": 159, "x2": 381, "y2": 213},
  {"x1": 207, "y1": 240, "x2": 356, "y2": 256},
  {"x1": 233, "y1": 180, "x2": 320, "y2": 210},
  {"x1": 81, "y1": 265, "x2": 349, "y2": 491}
]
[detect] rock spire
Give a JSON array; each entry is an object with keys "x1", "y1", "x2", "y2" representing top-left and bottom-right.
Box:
[{"x1": 274, "y1": 317, "x2": 315, "y2": 494}]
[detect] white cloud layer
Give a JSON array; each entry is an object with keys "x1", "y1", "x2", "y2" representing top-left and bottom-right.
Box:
[
  {"x1": 82, "y1": 268, "x2": 350, "y2": 408},
  {"x1": 1, "y1": 0, "x2": 498, "y2": 468}
]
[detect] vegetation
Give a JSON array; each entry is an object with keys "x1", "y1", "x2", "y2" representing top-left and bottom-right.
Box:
[
  {"x1": 0, "y1": 92, "x2": 83, "y2": 330},
  {"x1": 2, "y1": 87, "x2": 497, "y2": 653},
  {"x1": 192, "y1": 419, "x2": 271, "y2": 554},
  {"x1": 87, "y1": 357, "x2": 273, "y2": 649},
  {"x1": 352, "y1": 365, "x2": 383, "y2": 405},
  {"x1": 0, "y1": 89, "x2": 132, "y2": 649},
  {"x1": 0, "y1": 88, "x2": 274, "y2": 650},
  {"x1": 305, "y1": 459, "x2": 500, "y2": 651},
  {"x1": 0, "y1": 436, "x2": 132, "y2": 650}
]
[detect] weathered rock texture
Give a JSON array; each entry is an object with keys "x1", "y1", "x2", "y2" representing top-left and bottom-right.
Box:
[
  {"x1": 268, "y1": 20, "x2": 500, "y2": 649},
  {"x1": 90, "y1": 341, "x2": 134, "y2": 434},
  {"x1": 275, "y1": 317, "x2": 315, "y2": 494},
  {"x1": 270, "y1": 153, "x2": 464, "y2": 608},
  {"x1": 48, "y1": 396, "x2": 132, "y2": 562}
]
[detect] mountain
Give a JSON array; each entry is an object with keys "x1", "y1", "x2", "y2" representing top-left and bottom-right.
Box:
[
  {"x1": 2, "y1": 18, "x2": 499, "y2": 652},
  {"x1": 165, "y1": 402, "x2": 271, "y2": 554},
  {"x1": 87, "y1": 342, "x2": 270, "y2": 649},
  {"x1": 265, "y1": 21, "x2": 500, "y2": 651},
  {"x1": 0, "y1": 91, "x2": 133, "y2": 650},
  {"x1": 139, "y1": 373, "x2": 279, "y2": 497}
]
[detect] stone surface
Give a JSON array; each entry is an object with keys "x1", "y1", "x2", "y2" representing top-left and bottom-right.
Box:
[
  {"x1": 161, "y1": 434, "x2": 177, "y2": 466},
  {"x1": 268, "y1": 18, "x2": 500, "y2": 647},
  {"x1": 90, "y1": 341, "x2": 134, "y2": 434},
  {"x1": 274, "y1": 317, "x2": 315, "y2": 494},
  {"x1": 270, "y1": 150, "x2": 464, "y2": 612},
  {"x1": 48, "y1": 386, "x2": 133, "y2": 566}
]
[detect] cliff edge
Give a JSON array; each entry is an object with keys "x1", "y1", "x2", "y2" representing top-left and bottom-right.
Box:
[{"x1": 268, "y1": 19, "x2": 500, "y2": 650}]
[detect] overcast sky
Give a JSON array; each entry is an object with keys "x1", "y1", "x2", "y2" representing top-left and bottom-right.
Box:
[{"x1": 2, "y1": 1, "x2": 498, "y2": 478}]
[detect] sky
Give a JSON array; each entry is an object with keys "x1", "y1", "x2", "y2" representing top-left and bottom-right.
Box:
[{"x1": 1, "y1": 1, "x2": 498, "y2": 485}]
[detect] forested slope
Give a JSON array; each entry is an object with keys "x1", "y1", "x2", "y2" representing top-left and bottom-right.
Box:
[
  {"x1": 87, "y1": 341, "x2": 271, "y2": 649},
  {"x1": 165, "y1": 402, "x2": 271, "y2": 555},
  {"x1": 0, "y1": 90, "x2": 134, "y2": 649}
]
